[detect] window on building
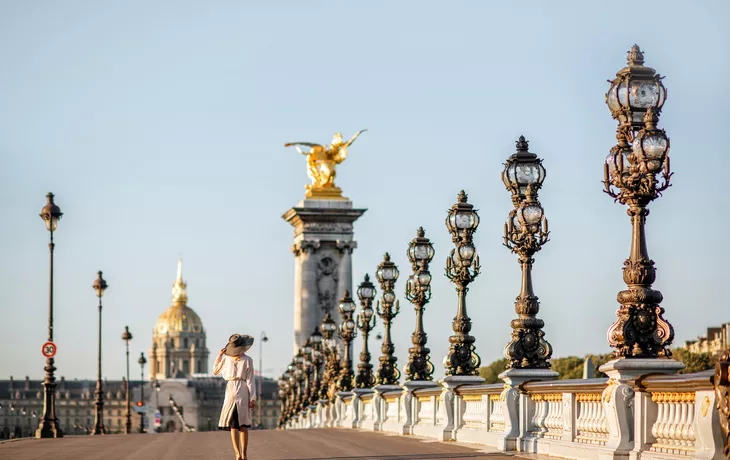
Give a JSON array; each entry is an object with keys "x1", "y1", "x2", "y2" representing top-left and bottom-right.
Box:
[
  {"x1": 197, "y1": 360, "x2": 201, "y2": 372},
  {"x1": 183, "y1": 360, "x2": 189, "y2": 374},
  {"x1": 184, "y1": 337, "x2": 188, "y2": 348}
]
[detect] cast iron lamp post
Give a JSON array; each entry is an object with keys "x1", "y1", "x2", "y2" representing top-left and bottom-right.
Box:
[
  {"x1": 91, "y1": 271, "x2": 108, "y2": 435},
  {"x1": 603, "y1": 45, "x2": 674, "y2": 358},
  {"x1": 121, "y1": 326, "x2": 133, "y2": 434},
  {"x1": 36, "y1": 192, "x2": 63, "y2": 439},
  {"x1": 319, "y1": 312, "x2": 339, "y2": 401},
  {"x1": 294, "y1": 349, "x2": 304, "y2": 413},
  {"x1": 336, "y1": 291, "x2": 357, "y2": 392},
  {"x1": 405, "y1": 227, "x2": 435, "y2": 381},
  {"x1": 502, "y1": 137, "x2": 552, "y2": 368},
  {"x1": 375, "y1": 253, "x2": 400, "y2": 385},
  {"x1": 277, "y1": 375, "x2": 287, "y2": 427},
  {"x1": 444, "y1": 191, "x2": 482, "y2": 376},
  {"x1": 309, "y1": 328, "x2": 323, "y2": 405},
  {"x1": 355, "y1": 275, "x2": 377, "y2": 388},
  {"x1": 138, "y1": 352, "x2": 147, "y2": 432},
  {"x1": 301, "y1": 340, "x2": 313, "y2": 409},
  {"x1": 257, "y1": 331, "x2": 268, "y2": 428}
]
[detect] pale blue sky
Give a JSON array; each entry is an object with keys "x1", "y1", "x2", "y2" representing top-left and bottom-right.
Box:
[{"x1": 1, "y1": 1, "x2": 728, "y2": 382}]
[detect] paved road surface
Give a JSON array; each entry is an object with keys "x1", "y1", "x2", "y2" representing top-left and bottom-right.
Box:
[{"x1": 0, "y1": 428, "x2": 544, "y2": 460}]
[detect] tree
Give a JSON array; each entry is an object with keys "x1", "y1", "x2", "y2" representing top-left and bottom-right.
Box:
[
  {"x1": 671, "y1": 348, "x2": 718, "y2": 374},
  {"x1": 479, "y1": 358, "x2": 508, "y2": 384}
]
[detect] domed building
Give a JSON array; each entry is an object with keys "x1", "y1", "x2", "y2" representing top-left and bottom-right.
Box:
[{"x1": 149, "y1": 260, "x2": 209, "y2": 379}]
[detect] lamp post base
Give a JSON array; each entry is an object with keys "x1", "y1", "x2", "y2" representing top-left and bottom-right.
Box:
[{"x1": 36, "y1": 420, "x2": 63, "y2": 438}]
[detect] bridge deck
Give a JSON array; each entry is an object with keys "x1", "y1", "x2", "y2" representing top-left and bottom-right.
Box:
[{"x1": 0, "y1": 428, "x2": 543, "y2": 460}]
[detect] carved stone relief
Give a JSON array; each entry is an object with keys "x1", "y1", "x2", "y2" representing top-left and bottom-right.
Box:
[{"x1": 316, "y1": 254, "x2": 339, "y2": 314}]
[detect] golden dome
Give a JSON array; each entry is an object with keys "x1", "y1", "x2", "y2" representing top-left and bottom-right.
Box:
[
  {"x1": 153, "y1": 259, "x2": 204, "y2": 336},
  {"x1": 154, "y1": 304, "x2": 204, "y2": 335}
]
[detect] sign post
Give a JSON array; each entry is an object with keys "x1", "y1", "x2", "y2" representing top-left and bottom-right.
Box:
[{"x1": 41, "y1": 342, "x2": 57, "y2": 359}]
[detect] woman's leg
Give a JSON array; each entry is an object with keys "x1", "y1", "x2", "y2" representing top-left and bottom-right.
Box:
[
  {"x1": 240, "y1": 427, "x2": 249, "y2": 459},
  {"x1": 230, "y1": 428, "x2": 241, "y2": 459}
]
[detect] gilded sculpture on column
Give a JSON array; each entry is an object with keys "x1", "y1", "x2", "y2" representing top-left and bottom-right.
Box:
[{"x1": 285, "y1": 130, "x2": 367, "y2": 199}]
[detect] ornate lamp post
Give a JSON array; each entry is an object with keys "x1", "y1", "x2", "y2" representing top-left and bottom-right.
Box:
[
  {"x1": 444, "y1": 191, "x2": 481, "y2": 376},
  {"x1": 138, "y1": 352, "x2": 147, "y2": 432},
  {"x1": 405, "y1": 227, "x2": 435, "y2": 381},
  {"x1": 335, "y1": 291, "x2": 357, "y2": 392},
  {"x1": 319, "y1": 313, "x2": 339, "y2": 401},
  {"x1": 277, "y1": 375, "x2": 287, "y2": 428},
  {"x1": 92, "y1": 271, "x2": 108, "y2": 436},
  {"x1": 36, "y1": 192, "x2": 63, "y2": 439},
  {"x1": 502, "y1": 137, "x2": 552, "y2": 369},
  {"x1": 309, "y1": 328, "x2": 323, "y2": 406},
  {"x1": 121, "y1": 326, "x2": 133, "y2": 434},
  {"x1": 355, "y1": 275, "x2": 377, "y2": 388},
  {"x1": 257, "y1": 331, "x2": 268, "y2": 428},
  {"x1": 603, "y1": 45, "x2": 674, "y2": 358},
  {"x1": 293, "y1": 349, "x2": 304, "y2": 413},
  {"x1": 375, "y1": 253, "x2": 400, "y2": 385},
  {"x1": 301, "y1": 340, "x2": 313, "y2": 410}
]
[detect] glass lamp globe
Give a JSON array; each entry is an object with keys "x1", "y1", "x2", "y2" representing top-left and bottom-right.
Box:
[
  {"x1": 357, "y1": 274, "x2": 376, "y2": 301},
  {"x1": 606, "y1": 45, "x2": 667, "y2": 130},
  {"x1": 502, "y1": 136, "x2": 546, "y2": 200},
  {"x1": 338, "y1": 292, "x2": 357, "y2": 314}
]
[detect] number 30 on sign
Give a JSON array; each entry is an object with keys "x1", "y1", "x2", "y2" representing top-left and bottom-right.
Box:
[{"x1": 42, "y1": 342, "x2": 57, "y2": 358}]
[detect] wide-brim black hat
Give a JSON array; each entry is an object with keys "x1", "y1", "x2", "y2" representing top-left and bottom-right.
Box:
[{"x1": 225, "y1": 334, "x2": 254, "y2": 356}]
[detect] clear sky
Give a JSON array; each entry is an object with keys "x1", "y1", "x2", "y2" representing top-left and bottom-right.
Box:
[{"x1": 1, "y1": 1, "x2": 729, "y2": 382}]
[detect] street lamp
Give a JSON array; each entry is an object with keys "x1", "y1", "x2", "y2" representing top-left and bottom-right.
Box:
[
  {"x1": 606, "y1": 44, "x2": 667, "y2": 133},
  {"x1": 375, "y1": 253, "x2": 400, "y2": 385},
  {"x1": 309, "y1": 328, "x2": 323, "y2": 405},
  {"x1": 355, "y1": 275, "x2": 377, "y2": 389},
  {"x1": 444, "y1": 190, "x2": 481, "y2": 376},
  {"x1": 319, "y1": 312, "x2": 339, "y2": 401},
  {"x1": 138, "y1": 352, "x2": 147, "y2": 432},
  {"x1": 121, "y1": 326, "x2": 133, "y2": 434},
  {"x1": 92, "y1": 271, "x2": 108, "y2": 436},
  {"x1": 405, "y1": 227, "x2": 435, "y2": 381},
  {"x1": 502, "y1": 137, "x2": 553, "y2": 369},
  {"x1": 336, "y1": 291, "x2": 357, "y2": 392},
  {"x1": 603, "y1": 45, "x2": 674, "y2": 358},
  {"x1": 36, "y1": 192, "x2": 63, "y2": 439},
  {"x1": 258, "y1": 331, "x2": 269, "y2": 428},
  {"x1": 301, "y1": 340, "x2": 313, "y2": 410}
]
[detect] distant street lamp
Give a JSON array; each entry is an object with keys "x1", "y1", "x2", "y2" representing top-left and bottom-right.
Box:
[
  {"x1": 138, "y1": 352, "x2": 147, "y2": 432},
  {"x1": 502, "y1": 137, "x2": 553, "y2": 369},
  {"x1": 375, "y1": 254, "x2": 400, "y2": 385},
  {"x1": 257, "y1": 331, "x2": 269, "y2": 428},
  {"x1": 308, "y1": 328, "x2": 323, "y2": 406},
  {"x1": 92, "y1": 271, "x2": 108, "y2": 436},
  {"x1": 336, "y1": 291, "x2": 357, "y2": 392},
  {"x1": 603, "y1": 46, "x2": 674, "y2": 357},
  {"x1": 444, "y1": 191, "x2": 481, "y2": 376},
  {"x1": 121, "y1": 326, "x2": 133, "y2": 434},
  {"x1": 405, "y1": 227, "x2": 435, "y2": 381},
  {"x1": 355, "y1": 275, "x2": 376, "y2": 389},
  {"x1": 36, "y1": 192, "x2": 63, "y2": 439},
  {"x1": 319, "y1": 312, "x2": 339, "y2": 401}
]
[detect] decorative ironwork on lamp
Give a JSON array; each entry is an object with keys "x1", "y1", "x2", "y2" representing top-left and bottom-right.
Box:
[
  {"x1": 502, "y1": 137, "x2": 552, "y2": 369},
  {"x1": 444, "y1": 191, "x2": 481, "y2": 376},
  {"x1": 375, "y1": 253, "x2": 401, "y2": 385},
  {"x1": 355, "y1": 275, "x2": 377, "y2": 389},
  {"x1": 405, "y1": 227, "x2": 435, "y2": 381},
  {"x1": 603, "y1": 45, "x2": 674, "y2": 359}
]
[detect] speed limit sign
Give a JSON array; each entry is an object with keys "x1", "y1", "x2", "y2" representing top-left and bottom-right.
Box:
[{"x1": 41, "y1": 342, "x2": 57, "y2": 358}]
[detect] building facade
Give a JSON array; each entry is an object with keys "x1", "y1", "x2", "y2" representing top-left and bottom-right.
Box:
[
  {"x1": 684, "y1": 322, "x2": 730, "y2": 355},
  {"x1": 0, "y1": 260, "x2": 279, "y2": 439}
]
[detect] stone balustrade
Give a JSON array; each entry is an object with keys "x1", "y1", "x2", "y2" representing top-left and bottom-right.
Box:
[{"x1": 285, "y1": 369, "x2": 726, "y2": 460}]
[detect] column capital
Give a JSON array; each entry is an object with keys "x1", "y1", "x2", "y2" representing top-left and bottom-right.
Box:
[
  {"x1": 292, "y1": 240, "x2": 321, "y2": 256},
  {"x1": 336, "y1": 240, "x2": 357, "y2": 254}
]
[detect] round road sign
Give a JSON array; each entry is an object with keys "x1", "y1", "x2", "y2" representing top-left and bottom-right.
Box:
[{"x1": 42, "y1": 341, "x2": 57, "y2": 358}]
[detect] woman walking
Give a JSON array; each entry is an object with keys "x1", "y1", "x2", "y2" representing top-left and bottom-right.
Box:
[{"x1": 214, "y1": 334, "x2": 256, "y2": 460}]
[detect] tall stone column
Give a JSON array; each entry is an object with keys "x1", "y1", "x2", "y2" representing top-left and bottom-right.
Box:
[{"x1": 283, "y1": 199, "x2": 366, "y2": 352}]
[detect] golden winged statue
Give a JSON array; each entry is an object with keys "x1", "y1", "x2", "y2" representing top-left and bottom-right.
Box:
[{"x1": 285, "y1": 130, "x2": 366, "y2": 199}]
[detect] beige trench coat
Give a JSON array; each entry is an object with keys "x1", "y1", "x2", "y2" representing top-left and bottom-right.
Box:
[{"x1": 213, "y1": 353, "x2": 257, "y2": 427}]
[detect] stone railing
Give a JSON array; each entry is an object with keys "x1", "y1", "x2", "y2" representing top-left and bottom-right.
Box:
[{"x1": 286, "y1": 368, "x2": 727, "y2": 460}]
